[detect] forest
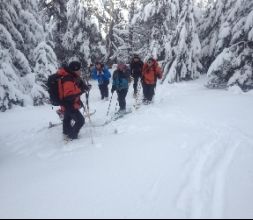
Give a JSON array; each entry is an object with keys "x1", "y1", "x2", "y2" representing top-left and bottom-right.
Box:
[{"x1": 0, "y1": 0, "x2": 253, "y2": 111}]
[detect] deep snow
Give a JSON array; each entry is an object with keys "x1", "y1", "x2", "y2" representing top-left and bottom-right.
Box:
[{"x1": 0, "y1": 78, "x2": 253, "y2": 218}]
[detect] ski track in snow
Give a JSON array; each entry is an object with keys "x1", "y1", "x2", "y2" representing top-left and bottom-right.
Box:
[
  {"x1": 176, "y1": 125, "x2": 242, "y2": 218},
  {"x1": 159, "y1": 82, "x2": 253, "y2": 218},
  {"x1": 0, "y1": 78, "x2": 253, "y2": 218}
]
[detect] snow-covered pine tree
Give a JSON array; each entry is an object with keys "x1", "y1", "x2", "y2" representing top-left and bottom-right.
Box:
[
  {"x1": 128, "y1": 0, "x2": 136, "y2": 58},
  {"x1": 62, "y1": 0, "x2": 92, "y2": 66},
  {"x1": 40, "y1": 0, "x2": 68, "y2": 64},
  {"x1": 206, "y1": 41, "x2": 253, "y2": 90},
  {"x1": 0, "y1": 24, "x2": 30, "y2": 111},
  {"x1": 201, "y1": 0, "x2": 253, "y2": 90},
  {"x1": 41, "y1": 0, "x2": 106, "y2": 67},
  {"x1": 105, "y1": 0, "x2": 131, "y2": 63},
  {"x1": 86, "y1": 0, "x2": 110, "y2": 48},
  {"x1": 32, "y1": 42, "x2": 58, "y2": 106},
  {"x1": 200, "y1": 0, "x2": 228, "y2": 70},
  {"x1": 163, "y1": 0, "x2": 203, "y2": 83},
  {"x1": 86, "y1": 0, "x2": 107, "y2": 64},
  {"x1": 131, "y1": 0, "x2": 171, "y2": 61},
  {"x1": 0, "y1": 0, "x2": 58, "y2": 111}
]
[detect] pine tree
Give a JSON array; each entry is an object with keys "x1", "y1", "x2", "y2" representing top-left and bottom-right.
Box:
[
  {"x1": 32, "y1": 42, "x2": 58, "y2": 106},
  {"x1": 40, "y1": 0, "x2": 68, "y2": 64},
  {"x1": 0, "y1": 0, "x2": 58, "y2": 111},
  {"x1": 163, "y1": 0, "x2": 203, "y2": 83},
  {"x1": 41, "y1": 0, "x2": 106, "y2": 67},
  {"x1": 0, "y1": 23, "x2": 29, "y2": 111},
  {"x1": 200, "y1": 0, "x2": 228, "y2": 69},
  {"x1": 131, "y1": 0, "x2": 170, "y2": 61},
  {"x1": 202, "y1": 0, "x2": 253, "y2": 90},
  {"x1": 105, "y1": 0, "x2": 131, "y2": 63}
]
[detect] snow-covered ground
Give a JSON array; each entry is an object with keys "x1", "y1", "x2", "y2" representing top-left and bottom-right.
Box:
[{"x1": 0, "y1": 78, "x2": 253, "y2": 218}]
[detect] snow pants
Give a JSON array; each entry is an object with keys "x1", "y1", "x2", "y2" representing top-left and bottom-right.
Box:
[
  {"x1": 117, "y1": 89, "x2": 128, "y2": 110},
  {"x1": 133, "y1": 76, "x2": 141, "y2": 94},
  {"x1": 99, "y1": 81, "x2": 109, "y2": 100},
  {"x1": 63, "y1": 109, "x2": 85, "y2": 139},
  {"x1": 143, "y1": 83, "x2": 155, "y2": 102}
]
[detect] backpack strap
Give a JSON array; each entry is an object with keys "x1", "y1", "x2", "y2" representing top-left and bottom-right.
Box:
[
  {"x1": 61, "y1": 75, "x2": 74, "y2": 84},
  {"x1": 58, "y1": 76, "x2": 65, "y2": 101}
]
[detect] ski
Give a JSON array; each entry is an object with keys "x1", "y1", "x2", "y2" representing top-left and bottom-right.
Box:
[
  {"x1": 100, "y1": 109, "x2": 133, "y2": 127},
  {"x1": 113, "y1": 110, "x2": 132, "y2": 120},
  {"x1": 133, "y1": 103, "x2": 141, "y2": 110},
  {"x1": 84, "y1": 109, "x2": 97, "y2": 118},
  {"x1": 48, "y1": 110, "x2": 96, "y2": 129},
  {"x1": 49, "y1": 122, "x2": 62, "y2": 129},
  {"x1": 133, "y1": 99, "x2": 154, "y2": 109}
]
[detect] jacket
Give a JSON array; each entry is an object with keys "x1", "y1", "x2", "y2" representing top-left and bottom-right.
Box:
[
  {"x1": 57, "y1": 68, "x2": 85, "y2": 110},
  {"x1": 130, "y1": 60, "x2": 144, "y2": 78},
  {"x1": 92, "y1": 67, "x2": 111, "y2": 85},
  {"x1": 142, "y1": 60, "x2": 163, "y2": 85},
  {"x1": 112, "y1": 67, "x2": 131, "y2": 92}
]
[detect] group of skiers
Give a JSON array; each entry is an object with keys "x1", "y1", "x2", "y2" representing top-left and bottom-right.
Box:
[
  {"x1": 91, "y1": 54, "x2": 163, "y2": 109},
  {"x1": 50, "y1": 54, "x2": 163, "y2": 141}
]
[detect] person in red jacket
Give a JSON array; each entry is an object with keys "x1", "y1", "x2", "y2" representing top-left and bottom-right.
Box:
[
  {"x1": 142, "y1": 58, "x2": 163, "y2": 104},
  {"x1": 57, "y1": 61, "x2": 90, "y2": 140}
]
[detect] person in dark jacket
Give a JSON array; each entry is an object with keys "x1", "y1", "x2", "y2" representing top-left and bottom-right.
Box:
[
  {"x1": 92, "y1": 62, "x2": 111, "y2": 100},
  {"x1": 57, "y1": 61, "x2": 90, "y2": 140},
  {"x1": 111, "y1": 63, "x2": 131, "y2": 113},
  {"x1": 130, "y1": 54, "x2": 144, "y2": 96}
]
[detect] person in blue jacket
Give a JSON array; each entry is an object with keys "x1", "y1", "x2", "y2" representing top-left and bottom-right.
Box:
[
  {"x1": 111, "y1": 63, "x2": 131, "y2": 113},
  {"x1": 92, "y1": 62, "x2": 111, "y2": 100}
]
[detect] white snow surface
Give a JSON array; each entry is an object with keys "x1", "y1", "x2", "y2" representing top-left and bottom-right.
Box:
[{"x1": 0, "y1": 77, "x2": 253, "y2": 218}]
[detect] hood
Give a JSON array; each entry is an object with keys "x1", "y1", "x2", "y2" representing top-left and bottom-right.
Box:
[
  {"x1": 57, "y1": 68, "x2": 69, "y2": 77},
  {"x1": 57, "y1": 68, "x2": 78, "y2": 77}
]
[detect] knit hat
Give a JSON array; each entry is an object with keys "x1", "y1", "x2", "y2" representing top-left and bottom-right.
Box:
[
  {"x1": 69, "y1": 61, "x2": 81, "y2": 72},
  {"x1": 148, "y1": 57, "x2": 154, "y2": 62}
]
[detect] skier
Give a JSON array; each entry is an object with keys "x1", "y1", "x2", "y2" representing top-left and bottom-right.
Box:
[
  {"x1": 130, "y1": 54, "x2": 144, "y2": 97},
  {"x1": 57, "y1": 61, "x2": 91, "y2": 140},
  {"x1": 56, "y1": 64, "x2": 91, "y2": 122},
  {"x1": 111, "y1": 63, "x2": 131, "y2": 114},
  {"x1": 142, "y1": 58, "x2": 163, "y2": 104},
  {"x1": 92, "y1": 62, "x2": 111, "y2": 101}
]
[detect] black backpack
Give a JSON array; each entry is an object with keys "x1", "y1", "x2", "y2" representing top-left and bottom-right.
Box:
[{"x1": 47, "y1": 74, "x2": 63, "y2": 106}]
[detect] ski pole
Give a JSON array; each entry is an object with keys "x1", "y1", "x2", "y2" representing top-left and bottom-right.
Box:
[
  {"x1": 85, "y1": 91, "x2": 94, "y2": 145},
  {"x1": 134, "y1": 80, "x2": 142, "y2": 109},
  {"x1": 86, "y1": 92, "x2": 90, "y2": 113},
  {"x1": 114, "y1": 100, "x2": 119, "y2": 114},
  {"x1": 106, "y1": 92, "x2": 114, "y2": 117}
]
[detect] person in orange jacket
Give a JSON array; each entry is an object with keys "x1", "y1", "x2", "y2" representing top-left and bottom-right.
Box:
[
  {"x1": 57, "y1": 61, "x2": 90, "y2": 140},
  {"x1": 142, "y1": 58, "x2": 163, "y2": 104}
]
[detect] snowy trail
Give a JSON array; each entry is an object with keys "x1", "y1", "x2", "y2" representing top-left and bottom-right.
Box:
[{"x1": 0, "y1": 78, "x2": 253, "y2": 218}]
